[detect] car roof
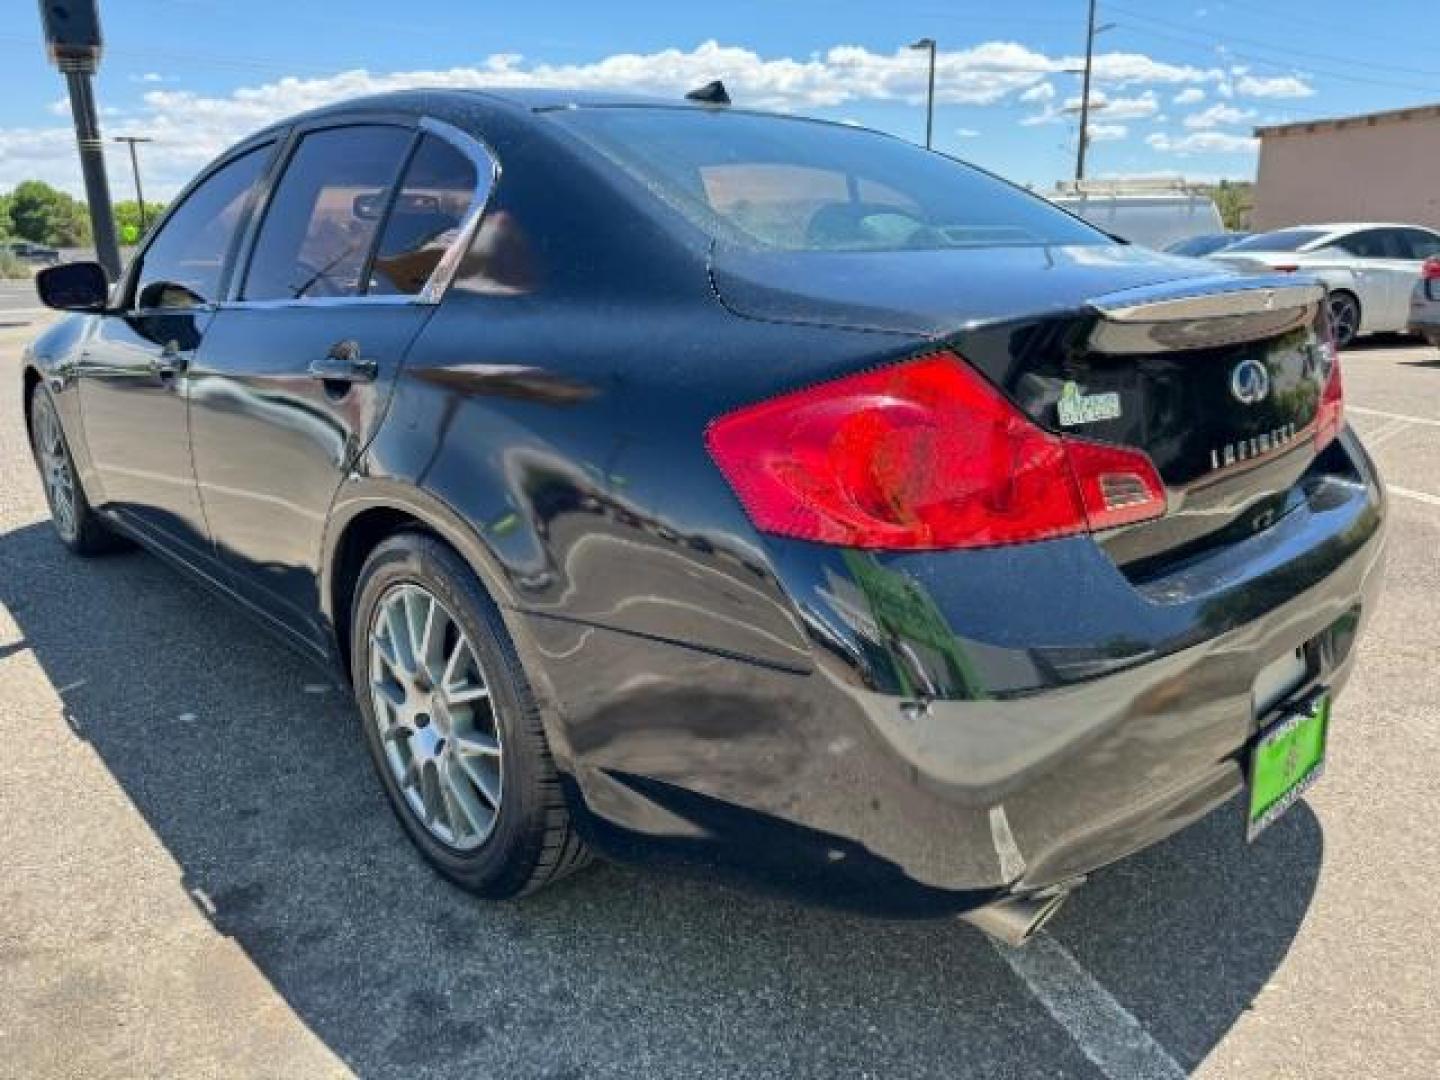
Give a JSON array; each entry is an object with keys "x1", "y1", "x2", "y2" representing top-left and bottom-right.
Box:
[
  {"x1": 1289, "y1": 222, "x2": 1435, "y2": 234},
  {"x1": 251, "y1": 87, "x2": 726, "y2": 135}
]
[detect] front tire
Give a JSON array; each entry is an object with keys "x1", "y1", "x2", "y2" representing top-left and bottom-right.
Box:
[
  {"x1": 28, "y1": 387, "x2": 123, "y2": 556},
  {"x1": 350, "y1": 531, "x2": 590, "y2": 898}
]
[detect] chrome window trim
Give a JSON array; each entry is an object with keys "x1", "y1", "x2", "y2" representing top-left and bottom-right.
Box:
[
  {"x1": 415, "y1": 116, "x2": 501, "y2": 304},
  {"x1": 216, "y1": 116, "x2": 499, "y2": 313}
]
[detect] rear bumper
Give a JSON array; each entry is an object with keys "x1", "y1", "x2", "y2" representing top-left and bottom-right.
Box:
[{"x1": 524, "y1": 430, "x2": 1386, "y2": 916}]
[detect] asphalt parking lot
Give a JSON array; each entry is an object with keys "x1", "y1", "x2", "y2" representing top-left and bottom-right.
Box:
[{"x1": 2, "y1": 282, "x2": 1438, "y2": 1079}]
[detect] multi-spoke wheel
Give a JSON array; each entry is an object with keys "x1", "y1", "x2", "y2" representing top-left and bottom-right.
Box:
[
  {"x1": 352, "y1": 531, "x2": 591, "y2": 898},
  {"x1": 369, "y1": 583, "x2": 504, "y2": 851},
  {"x1": 28, "y1": 387, "x2": 122, "y2": 556},
  {"x1": 1328, "y1": 291, "x2": 1360, "y2": 351}
]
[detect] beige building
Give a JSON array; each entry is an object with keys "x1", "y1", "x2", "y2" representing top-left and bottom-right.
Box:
[{"x1": 1252, "y1": 104, "x2": 1440, "y2": 231}]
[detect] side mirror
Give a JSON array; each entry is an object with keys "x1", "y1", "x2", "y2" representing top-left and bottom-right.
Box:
[{"x1": 35, "y1": 261, "x2": 109, "y2": 312}]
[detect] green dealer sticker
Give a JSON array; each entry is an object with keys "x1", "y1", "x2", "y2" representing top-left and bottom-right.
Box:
[{"x1": 1247, "y1": 692, "x2": 1330, "y2": 842}]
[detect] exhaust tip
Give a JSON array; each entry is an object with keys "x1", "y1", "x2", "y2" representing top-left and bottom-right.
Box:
[{"x1": 961, "y1": 891, "x2": 1070, "y2": 947}]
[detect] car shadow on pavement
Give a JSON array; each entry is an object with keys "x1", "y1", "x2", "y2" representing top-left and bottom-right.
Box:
[{"x1": 0, "y1": 521, "x2": 1323, "y2": 1079}]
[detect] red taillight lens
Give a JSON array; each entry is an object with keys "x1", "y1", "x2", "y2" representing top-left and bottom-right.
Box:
[
  {"x1": 1271, "y1": 264, "x2": 1300, "y2": 273},
  {"x1": 1421, "y1": 256, "x2": 1440, "y2": 281},
  {"x1": 1314, "y1": 339, "x2": 1344, "y2": 452},
  {"x1": 705, "y1": 353, "x2": 1166, "y2": 551}
]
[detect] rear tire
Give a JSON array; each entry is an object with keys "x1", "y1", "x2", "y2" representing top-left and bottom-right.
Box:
[
  {"x1": 28, "y1": 387, "x2": 125, "y2": 557},
  {"x1": 1327, "y1": 291, "x2": 1361, "y2": 351},
  {"x1": 350, "y1": 531, "x2": 591, "y2": 899}
]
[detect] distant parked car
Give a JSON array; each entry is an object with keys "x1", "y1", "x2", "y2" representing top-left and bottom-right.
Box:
[
  {"x1": 1212, "y1": 223, "x2": 1440, "y2": 349},
  {"x1": 5, "y1": 240, "x2": 61, "y2": 266},
  {"x1": 1164, "y1": 232, "x2": 1249, "y2": 258},
  {"x1": 1049, "y1": 183, "x2": 1225, "y2": 250},
  {"x1": 1408, "y1": 256, "x2": 1440, "y2": 347}
]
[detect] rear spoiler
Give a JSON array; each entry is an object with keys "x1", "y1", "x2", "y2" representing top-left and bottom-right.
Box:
[{"x1": 1087, "y1": 273, "x2": 1325, "y2": 354}]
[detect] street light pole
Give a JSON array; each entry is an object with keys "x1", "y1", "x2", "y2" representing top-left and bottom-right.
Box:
[
  {"x1": 909, "y1": 37, "x2": 937, "y2": 149},
  {"x1": 37, "y1": 0, "x2": 122, "y2": 278},
  {"x1": 113, "y1": 135, "x2": 152, "y2": 235}
]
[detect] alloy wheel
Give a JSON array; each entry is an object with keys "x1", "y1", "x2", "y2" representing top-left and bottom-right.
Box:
[
  {"x1": 33, "y1": 394, "x2": 77, "y2": 542},
  {"x1": 1327, "y1": 293, "x2": 1359, "y2": 350},
  {"x1": 368, "y1": 583, "x2": 504, "y2": 851}
]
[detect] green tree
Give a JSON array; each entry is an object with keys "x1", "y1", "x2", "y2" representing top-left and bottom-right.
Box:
[
  {"x1": 7, "y1": 180, "x2": 91, "y2": 246},
  {"x1": 113, "y1": 199, "x2": 166, "y2": 245},
  {"x1": 1210, "y1": 180, "x2": 1254, "y2": 232},
  {"x1": 0, "y1": 192, "x2": 12, "y2": 240}
]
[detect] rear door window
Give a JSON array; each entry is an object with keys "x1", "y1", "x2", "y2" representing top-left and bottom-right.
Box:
[{"x1": 242, "y1": 125, "x2": 413, "y2": 301}]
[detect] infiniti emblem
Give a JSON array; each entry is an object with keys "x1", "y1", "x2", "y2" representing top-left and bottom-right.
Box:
[{"x1": 1230, "y1": 358, "x2": 1271, "y2": 406}]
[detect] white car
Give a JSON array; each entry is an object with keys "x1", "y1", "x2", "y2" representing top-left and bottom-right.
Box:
[{"x1": 1210, "y1": 222, "x2": 1440, "y2": 348}]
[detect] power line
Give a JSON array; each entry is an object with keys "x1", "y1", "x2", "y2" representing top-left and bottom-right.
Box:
[{"x1": 1105, "y1": 4, "x2": 1440, "y2": 92}]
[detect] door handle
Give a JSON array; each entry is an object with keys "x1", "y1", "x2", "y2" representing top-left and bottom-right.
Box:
[
  {"x1": 309, "y1": 340, "x2": 377, "y2": 384},
  {"x1": 150, "y1": 340, "x2": 187, "y2": 378}
]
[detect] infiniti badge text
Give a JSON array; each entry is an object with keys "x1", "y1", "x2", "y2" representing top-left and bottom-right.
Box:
[{"x1": 1210, "y1": 422, "x2": 1300, "y2": 472}]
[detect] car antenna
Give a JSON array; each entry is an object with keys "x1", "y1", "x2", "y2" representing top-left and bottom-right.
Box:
[{"x1": 685, "y1": 80, "x2": 731, "y2": 106}]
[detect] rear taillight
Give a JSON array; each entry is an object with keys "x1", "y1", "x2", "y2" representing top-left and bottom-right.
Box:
[
  {"x1": 1422, "y1": 256, "x2": 1440, "y2": 281},
  {"x1": 1271, "y1": 264, "x2": 1300, "y2": 273},
  {"x1": 705, "y1": 353, "x2": 1166, "y2": 551},
  {"x1": 1314, "y1": 337, "x2": 1344, "y2": 452}
]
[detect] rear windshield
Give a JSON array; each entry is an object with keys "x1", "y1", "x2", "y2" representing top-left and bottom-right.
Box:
[
  {"x1": 1222, "y1": 228, "x2": 1329, "y2": 253},
  {"x1": 551, "y1": 108, "x2": 1110, "y2": 252}
]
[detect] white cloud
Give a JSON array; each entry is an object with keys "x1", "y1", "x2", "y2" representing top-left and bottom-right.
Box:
[
  {"x1": 1089, "y1": 123, "x2": 1129, "y2": 142},
  {"x1": 1093, "y1": 90, "x2": 1160, "y2": 121},
  {"x1": 131, "y1": 72, "x2": 167, "y2": 84},
  {"x1": 1173, "y1": 87, "x2": 1205, "y2": 106},
  {"x1": 0, "y1": 39, "x2": 1269, "y2": 196},
  {"x1": 1235, "y1": 73, "x2": 1315, "y2": 99},
  {"x1": 1147, "y1": 129, "x2": 1258, "y2": 155},
  {"x1": 1183, "y1": 103, "x2": 1257, "y2": 129},
  {"x1": 955, "y1": 127, "x2": 981, "y2": 138}
]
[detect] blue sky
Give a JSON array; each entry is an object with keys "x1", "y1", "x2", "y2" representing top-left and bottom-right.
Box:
[{"x1": 2, "y1": 0, "x2": 1434, "y2": 198}]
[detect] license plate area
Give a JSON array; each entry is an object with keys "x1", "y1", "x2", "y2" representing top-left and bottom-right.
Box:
[{"x1": 1246, "y1": 689, "x2": 1330, "y2": 842}]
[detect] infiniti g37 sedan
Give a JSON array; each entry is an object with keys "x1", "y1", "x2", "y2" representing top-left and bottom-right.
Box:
[{"x1": 21, "y1": 89, "x2": 1385, "y2": 944}]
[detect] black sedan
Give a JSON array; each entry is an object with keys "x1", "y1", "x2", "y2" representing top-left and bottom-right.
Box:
[{"x1": 21, "y1": 89, "x2": 1384, "y2": 944}]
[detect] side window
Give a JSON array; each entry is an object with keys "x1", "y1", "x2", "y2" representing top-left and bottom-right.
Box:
[
  {"x1": 242, "y1": 125, "x2": 413, "y2": 301},
  {"x1": 1402, "y1": 229, "x2": 1440, "y2": 260},
  {"x1": 369, "y1": 134, "x2": 479, "y2": 296},
  {"x1": 1339, "y1": 229, "x2": 1402, "y2": 259},
  {"x1": 132, "y1": 144, "x2": 272, "y2": 310},
  {"x1": 1334, "y1": 230, "x2": 1375, "y2": 257}
]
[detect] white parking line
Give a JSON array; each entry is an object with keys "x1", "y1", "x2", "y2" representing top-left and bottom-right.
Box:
[
  {"x1": 1390, "y1": 484, "x2": 1440, "y2": 508},
  {"x1": 995, "y1": 934, "x2": 1187, "y2": 1080},
  {"x1": 1350, "y1": 405, "x2": 1440, "y2": 429}
]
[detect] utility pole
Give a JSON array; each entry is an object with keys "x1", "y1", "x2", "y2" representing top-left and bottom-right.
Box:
[
  {"x1": 910, "y1": 37, "x2": 937, "y2": 149},
  {"x1": 1075, "y1": 0, "x2": 1098, "y2": 182},
  {"x1": 114, "y1": 135, "x2": 152, "y2": 236},
  {"x1": 36, "y1": 0, "x2": 121, "y2": 279}
]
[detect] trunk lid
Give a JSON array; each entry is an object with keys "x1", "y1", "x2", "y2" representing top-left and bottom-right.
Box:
[{"x1": 711, "y1": 244, "x2": 1334, "y2": 569}]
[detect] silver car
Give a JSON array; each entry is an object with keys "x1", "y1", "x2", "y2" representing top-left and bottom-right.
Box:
[
  {"x1": 1212, "y1": 222, "x2": 1440, "y2": 348},
  {"x1": 1408, "y1": 256, "x2": 1440, "y2": 346}
]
